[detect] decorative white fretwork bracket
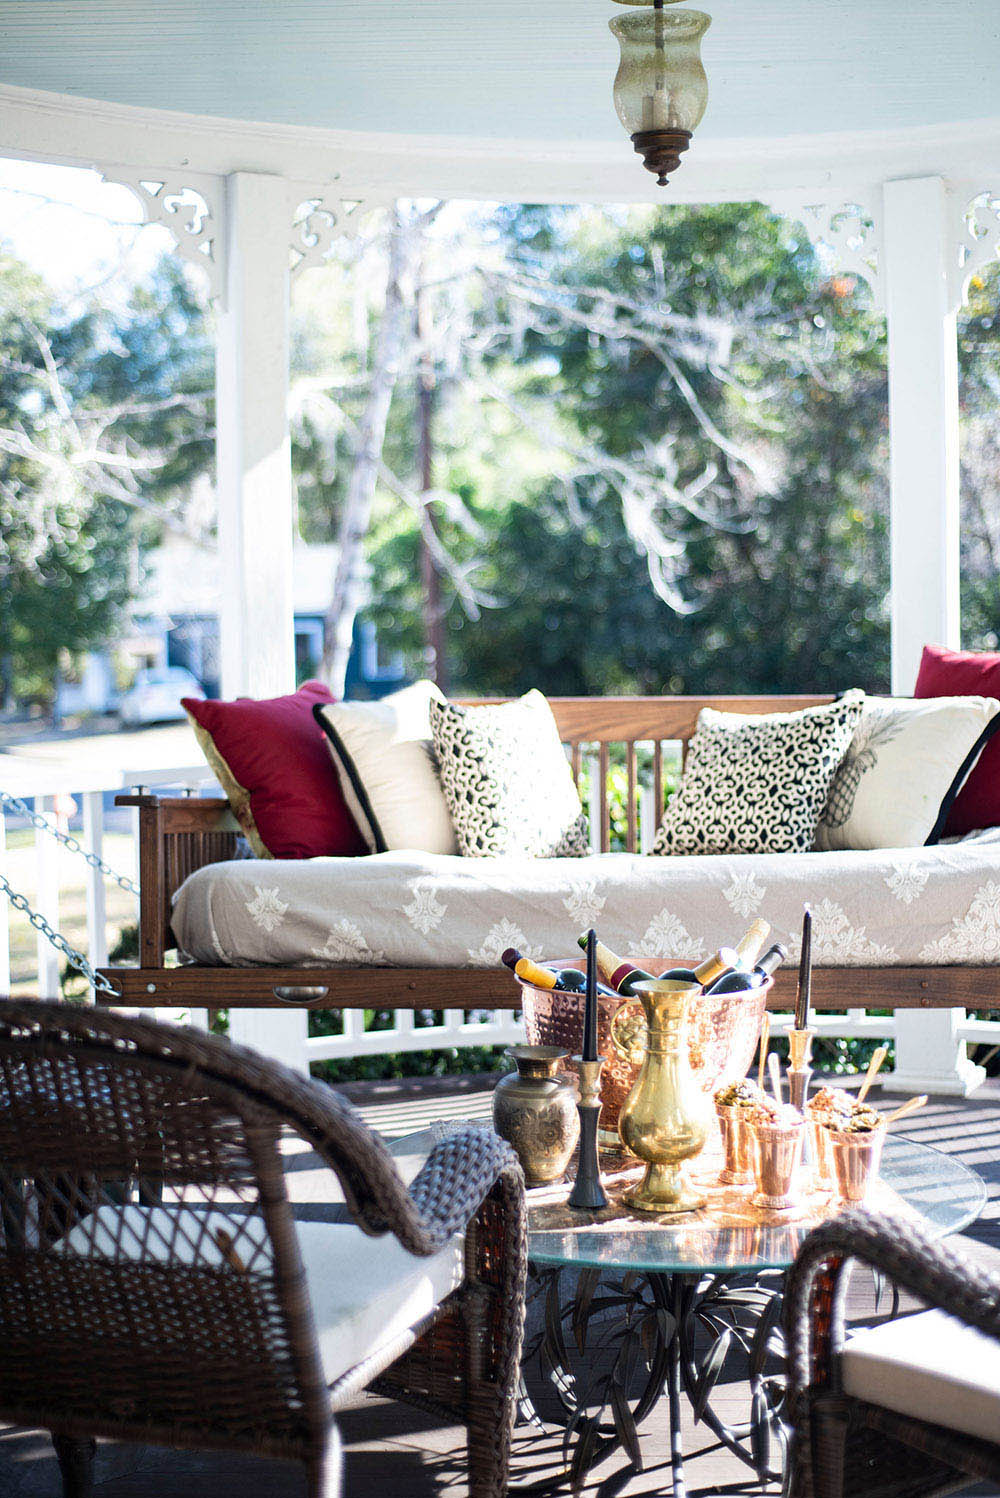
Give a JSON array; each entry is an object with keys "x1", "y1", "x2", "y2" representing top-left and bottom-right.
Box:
[
  {"x1": 288, "y1": 191, "x2": 392, "y2": 277},
  {"x1": 948, "y1": 184, "x2": 1000, "y2": 311},
  {"x1": 100, "y1": 168, "x2": 392, "y2": 304},
  {"x1": 764, "y1": 192, "x2": 885, "y2": 310},
  {"x1": 101, "y1": 168, "x2": 225, "y2": 304},
  {"x1": 767, "y1": 184, "x2": 1000, "y2": 316}
]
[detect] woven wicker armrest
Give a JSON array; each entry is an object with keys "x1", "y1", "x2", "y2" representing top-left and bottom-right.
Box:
[
  {"x1": 785, "y1": 1208, "x2": 1000, "y2": 1406},
  {"x1": 0, "y1": 1003, "x2": 521, "y2": 1257}
]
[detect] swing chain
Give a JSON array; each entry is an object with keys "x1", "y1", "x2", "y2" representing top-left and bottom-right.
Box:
[
  {"x1": 0, "y1": 789, "x2": 139, "y2": 895},
  {"x1": 0, "y1": 871, "x2": 119, "y2": 998}
]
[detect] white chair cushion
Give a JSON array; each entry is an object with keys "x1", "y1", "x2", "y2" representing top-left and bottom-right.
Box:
[
  {"x1": 56, "y1": 1204, "x2": 465, "y2": 1389},
  {"x1": 842, "y1": 1307, "x2": 1000, "y2": 1442}
]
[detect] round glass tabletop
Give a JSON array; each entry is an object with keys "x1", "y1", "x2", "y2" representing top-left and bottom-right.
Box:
[{"x1": 526, "y1": 1134, "x2": 986, "y2": 1275}]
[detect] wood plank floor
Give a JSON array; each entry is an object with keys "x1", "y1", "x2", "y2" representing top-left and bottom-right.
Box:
[{"x1": 3, "y1": 1075, "x2": 1000, "y2": 1498}]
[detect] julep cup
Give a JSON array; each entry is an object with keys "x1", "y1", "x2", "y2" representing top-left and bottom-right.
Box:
[
  {"x1": 748, "y1": 1117, "x2": 804, "y2": 1211},
  {"x1": 828, "y1": 1123, "x2": 886, "y2": 1204},
  {"x1": 808, "y1": 1117, "x2": 835, "y2": 1190},
  {"x1": 716, "y1": 1101, "x2": 753, "y2": 1186}
]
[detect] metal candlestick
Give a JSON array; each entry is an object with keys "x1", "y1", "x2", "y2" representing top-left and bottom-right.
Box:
[
  {"x1": 568, "y1": 1057, "x2": 608, "y2": 1211},
  {"x1": 787, "y1": 1028, "x2": 814, "y2": 1164}
]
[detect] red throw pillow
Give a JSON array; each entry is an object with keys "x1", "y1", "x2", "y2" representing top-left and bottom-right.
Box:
[
  {"x1": 914, "y1": 643, "x2": 1000, "y2": 835},
  {"x1": 183, "y1": 681, "x2": 367, "y2": 859}
]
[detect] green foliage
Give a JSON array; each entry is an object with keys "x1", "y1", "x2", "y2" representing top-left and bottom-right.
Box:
[
  {"x1": 358, "y1": 202, "x2": 893, "y2": 697},
  {"x1": 0, "y1": 253, "x2": 212, "y2": 705}
]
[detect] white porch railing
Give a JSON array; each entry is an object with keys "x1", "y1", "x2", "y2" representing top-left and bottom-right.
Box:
[{"x1": 0, "y1": 752, "x2": 993, "y2": 1092}]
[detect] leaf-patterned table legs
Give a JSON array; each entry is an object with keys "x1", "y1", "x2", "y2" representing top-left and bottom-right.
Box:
[{"x1": 520, "y1": 1264, "x2": 788, "y2": 1493}]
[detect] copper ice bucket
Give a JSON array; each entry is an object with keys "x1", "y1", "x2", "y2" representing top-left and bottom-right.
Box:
[{"x1": 519, "y1": 959, "x2": 770, "y2": 1133}]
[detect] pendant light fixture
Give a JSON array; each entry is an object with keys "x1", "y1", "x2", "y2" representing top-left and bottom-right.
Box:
[{"x1": 609, "y1": 0, "x2": 710, "y2": 186}]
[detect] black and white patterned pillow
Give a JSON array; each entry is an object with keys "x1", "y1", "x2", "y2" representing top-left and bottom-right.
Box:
[
  {"x1": 429, "y1": 690, "x2": 589, "y2": 858},
  {"x1": 653, "y1": 692, "x2": 866, "y2": 857}
]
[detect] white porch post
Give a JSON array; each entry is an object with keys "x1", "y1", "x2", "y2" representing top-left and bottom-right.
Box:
[
  {"x1": 216, "y1": 171, "x2": 307, "y2": 1071},
  {"x1": 884, "y1": 175, "x2": 961, "y2": 694},
  {"x1": 882, "y1": 175, "x2": 983, "y2": 1095},
  {"x1": 216, "y1": 172, "x2": 296, "y2": 699}
]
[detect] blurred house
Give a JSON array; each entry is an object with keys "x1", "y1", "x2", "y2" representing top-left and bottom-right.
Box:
[{"x1": 56, "y1": 534, "x2": 404, "y2": 717}]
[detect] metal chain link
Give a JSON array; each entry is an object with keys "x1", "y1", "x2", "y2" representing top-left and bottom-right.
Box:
[
  {"x1": 0, "y1": 789, "x2": 139, "y2": 895},
  {"x1": 0, "y1": 871, "x2": 118, "y2": 997}
]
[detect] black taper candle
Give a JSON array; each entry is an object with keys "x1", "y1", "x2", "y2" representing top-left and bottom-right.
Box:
[
  {"x1": 794, "y1": 905, "x2": 812, "y2": 1031},
  {"x1": 582, "y1": 929, "x2": 598, "y2": 1062}
]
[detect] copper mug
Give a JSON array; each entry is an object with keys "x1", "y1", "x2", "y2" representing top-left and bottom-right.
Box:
[
  {"x1": 828, "y1": 1124, "x2": 886, "y2": 1204},
  {"x1": 748, "y1": 1118, "x2": 804, "y2": 1211},
  {"x1": 716, "y1": 1102, "x2": 753, "y2": 1186}
]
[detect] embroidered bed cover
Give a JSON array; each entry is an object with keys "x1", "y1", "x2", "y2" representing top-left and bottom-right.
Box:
[{"x1": 171, "y1": 832, "x2": 1000, "y2": 969}]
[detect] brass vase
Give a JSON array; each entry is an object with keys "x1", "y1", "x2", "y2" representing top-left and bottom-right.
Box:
[
  {"x1": 618, "y1": 980, "x2": 712, "y2": 1214},
  {"x1": 492, "y1": 1046, "x2": 580, "y2": 1186}
]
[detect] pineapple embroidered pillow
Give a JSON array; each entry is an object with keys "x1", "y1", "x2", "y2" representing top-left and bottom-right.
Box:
[{"x1": 815, "y1": 695, "x2": 1000, "y2": 851}]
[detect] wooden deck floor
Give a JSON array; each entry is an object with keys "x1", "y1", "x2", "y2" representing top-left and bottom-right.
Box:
[{"x1": 3, "y1": 1074, "x2": 1000, "y2": 1498}]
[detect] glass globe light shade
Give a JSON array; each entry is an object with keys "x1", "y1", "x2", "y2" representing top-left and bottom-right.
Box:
[{"x1": 608, "y1": 7, "x2": 710, "y2": 184}]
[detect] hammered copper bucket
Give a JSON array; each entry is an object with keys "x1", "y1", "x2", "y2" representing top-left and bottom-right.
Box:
[{"x1": 519, "y1": 960, "x2": 770, "y2": 1136}]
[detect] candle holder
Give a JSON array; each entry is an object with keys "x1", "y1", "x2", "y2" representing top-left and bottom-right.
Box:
[
  {"x1": 786, "y1": 1028, "x2": 813, "y2": 1114},
  {"x1": 568, "y1": 1057, "x2": 609, "y2": 1211},
  {"x1": 786, "y1": 1028, "x2": 814, "y2": 1170}
]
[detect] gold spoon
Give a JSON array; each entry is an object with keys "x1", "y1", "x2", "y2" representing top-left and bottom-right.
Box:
[
  {"x1": 757, "y1": 1013, "x2": 770, "y2": 1094},
  {"x1": 857, "y1": 1044, "x2": 890, "y2": 1105},
  {"x1": 883, "y1": 1094, "x2": 928, "y2": 1127}
]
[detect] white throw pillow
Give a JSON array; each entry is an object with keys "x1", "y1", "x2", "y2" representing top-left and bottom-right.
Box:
[
  {"x1": 314, "y1": 682, "x2": 458, "y2": 854},
  {"x1": 815, "y1": 694, "x2": 1000, "y2": 850},
  {"x1": 429, "y1": 690, "x2": 589, "y2": 858},
  {"x1": 653, "y1": 692, "x2": 865, "y2": 857}
]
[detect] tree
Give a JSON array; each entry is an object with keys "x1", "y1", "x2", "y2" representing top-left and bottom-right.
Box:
[
  {"x1": 0, "y1": 252, "x2": 213, "y2": 706},
  {"x1": 357, "y1": 201, "x2": 891, "y2": 695}
]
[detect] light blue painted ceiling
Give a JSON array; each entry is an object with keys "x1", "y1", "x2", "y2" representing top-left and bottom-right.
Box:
[{"x1": 0, "y1": 1, "x2": 997, "y2": 145}]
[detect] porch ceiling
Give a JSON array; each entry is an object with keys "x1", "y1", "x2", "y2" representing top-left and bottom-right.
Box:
[{"x1": 1, "y1": 1, "x2": 998, "y2": 154}]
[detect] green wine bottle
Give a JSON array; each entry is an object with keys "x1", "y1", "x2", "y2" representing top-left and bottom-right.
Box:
[{"x1": 705, "y1": 943, "x2": 787, "y2": 995}]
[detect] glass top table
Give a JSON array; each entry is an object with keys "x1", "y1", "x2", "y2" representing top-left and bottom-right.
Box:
[
  {"x1": 518, "y1": 1133, "x2": 985, "y2": 1494},
  {"x1": 526, "y1": 1133, "x2": 987, "y2": 1274}
]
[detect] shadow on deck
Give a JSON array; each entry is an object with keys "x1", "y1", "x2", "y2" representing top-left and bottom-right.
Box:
[{"x1": 3, "y1": 1074, "x2": 1000, "y2": 1498}]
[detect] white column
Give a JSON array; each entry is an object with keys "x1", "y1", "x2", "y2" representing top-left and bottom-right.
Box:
[
  {"x1": 883, "y1": 176, "x2": 983, "y2": 1095},
  {"x1": 883, "y1": 175, "x2": 961, "y2": 694},
  {"x1": 216, "y1": 171, "x2": 307, "y2": 1072},
  {"x1": 216, "y1": 171, "x2": 296, "y2": 699}
]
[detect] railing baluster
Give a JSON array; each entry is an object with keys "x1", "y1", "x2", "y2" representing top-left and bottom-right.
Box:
[
  {"x1": 34, "y1": 794, "x2": 61, "y2": 998},
  {"x1": 571, "y1": 742, "x2": 582, "y2": 792},
  {"x1": 653, "y1": 741, "x2": 664, "y2": 820},
  {"x1": 639, "y1": 783, "x2": 656, "y2": 854},
  {"x1": 586, "y1": 753, "x2": 601, "y2": 853},
  {"x1": 626, "y1": 741, "x2": 638, "y2": 852},
  {"x1": 82, "y1": 791, "x2": 108, "y2": 980},
  {"x1": 598, "y1": 743, "x2": 611, "y2": 852},
  {"x1": 0, "y1": 806, "x2": 10, "y2": 995}
]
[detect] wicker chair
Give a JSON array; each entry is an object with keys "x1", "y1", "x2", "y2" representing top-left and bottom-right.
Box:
[
  {"x1": 784, "y1": 1208, "x2": 1000, "y2": 1498},
  {"x1": 0, "y1": 1000, "x2": 526, "y2": 1498}
]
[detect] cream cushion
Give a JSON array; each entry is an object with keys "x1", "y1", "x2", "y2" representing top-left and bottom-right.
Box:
[
  {"x1": 842, "y1": 1307, "x2": 1000, "y2": 1441},
  {"x1": 314, "y1": 681, "x2": 458, "y2": 855},
  {"x1": 58, "y1": 1204, "x2": 465, "y2": 1388},
  {"x1": 816, "y1": 695, "x2": 1000, "y2": 851}
]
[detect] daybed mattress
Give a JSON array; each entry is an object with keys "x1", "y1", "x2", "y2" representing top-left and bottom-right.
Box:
[{"x1": 172, "y1": 833, "x2": 1000, "y2": 969}]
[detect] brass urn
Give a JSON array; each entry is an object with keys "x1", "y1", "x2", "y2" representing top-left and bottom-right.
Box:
[
  {"x1": 618, "y1": 979, "x2": 712, "y2": 1214},
  {"x1": 492, "y1": 1046, "x2": 580, "y2": 1186}
]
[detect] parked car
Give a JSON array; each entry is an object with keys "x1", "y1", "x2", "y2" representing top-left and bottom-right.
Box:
[{"x1": 118, "y1": 667, "x2": 204, "y2": 727}]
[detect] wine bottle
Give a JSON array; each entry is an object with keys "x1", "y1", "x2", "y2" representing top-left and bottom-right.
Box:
[
  {"x1": 660, "y1": 948, "x2": 739, "y2": 987},
  {"x1": 705, "y1": 943, "x2": 787, "y2": 995},
  {"x1": 500, "y1": 949, "x2": 557, "y2": 990},
  {"x1": 733, "y1": 919, "x2": 771, "y2": 970},
  {"x1": 501, "y1": 950, "x2": 613, "y2": 995},
  {"x1": 579, "y1": 935, "x2": 655, "y2": 996}
]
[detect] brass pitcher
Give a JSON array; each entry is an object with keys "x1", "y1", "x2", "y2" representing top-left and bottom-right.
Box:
[{"x1": 618, "y1": 979, "x2": 712, "y2": 1214}]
